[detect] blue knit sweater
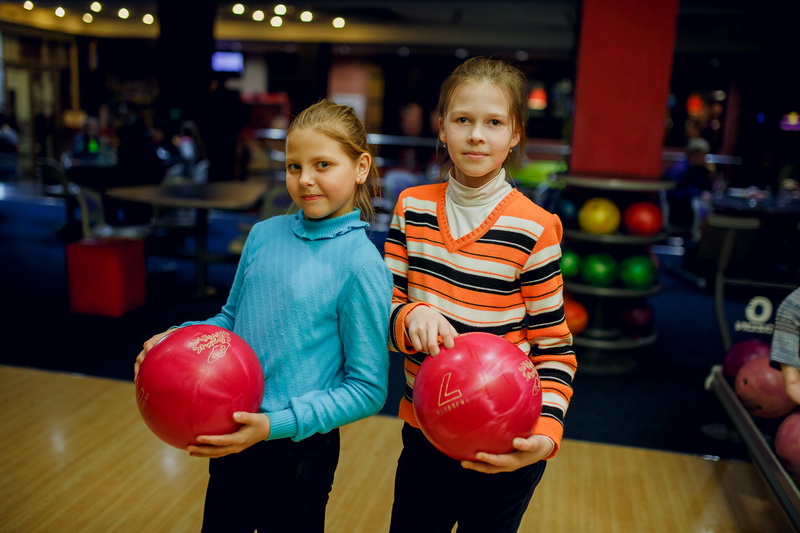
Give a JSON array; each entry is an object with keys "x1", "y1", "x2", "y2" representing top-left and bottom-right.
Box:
[{"x1": 180, "y1": 209, "x2": 393, "y2": 441}]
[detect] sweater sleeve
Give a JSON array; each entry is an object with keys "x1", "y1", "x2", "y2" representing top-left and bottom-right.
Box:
[
  {"x1": 771, "y1": 288, "x2": 800, "y2": 371},
  {"x1": 522, "y1": 212, "x2": 576, "y2": 457},
  {"x1": 267, "y1": 258, "x2": 393, "y2": 441},
  {"x1": 383, "y1": 188, "x2": 430, "y2": 353}
]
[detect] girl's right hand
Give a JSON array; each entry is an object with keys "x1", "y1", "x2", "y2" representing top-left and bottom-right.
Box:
[
  {"x1": 133, "y1": 330, "x2": 173, "y2": 382},
  {"x1": 405, "y1": 306, "x2": 458, "y2": 356}
]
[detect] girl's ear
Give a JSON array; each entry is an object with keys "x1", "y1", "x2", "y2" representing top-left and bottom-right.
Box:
[
  {"x1": 438, "y1": 116, "x2": 446, "y2": 144},
  {"x1": 510, "y1": 125, "x2": 521, "y2": 149},
  {"x1": 356, "y1": 153, "x2": 371, "y2": 183}
]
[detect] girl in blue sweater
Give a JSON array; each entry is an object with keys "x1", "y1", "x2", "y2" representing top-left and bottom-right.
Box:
[{"x1": 134, "y1": 99, "x2": 393, "y2": 532}]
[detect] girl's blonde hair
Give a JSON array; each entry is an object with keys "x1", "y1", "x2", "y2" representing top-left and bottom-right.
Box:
[
  {"x1": 287, "y1": 99, "x2": 378, "y2": 222},
  {"x1": 436, "y1": 56, "x2": 528, "y2": 180}
]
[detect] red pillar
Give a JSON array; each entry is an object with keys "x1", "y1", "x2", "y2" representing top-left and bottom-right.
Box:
[{"x1": 570, "y1": 0, "x2": 679, "y2": 180}]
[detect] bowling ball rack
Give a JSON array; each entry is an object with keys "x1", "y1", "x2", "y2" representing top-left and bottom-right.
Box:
[
  {"x1": 707, "y1": 366, "x2": 800, "y2": 531},
  {"x1": 557, "y1": 175, "x2": 674, "y2": 375}
]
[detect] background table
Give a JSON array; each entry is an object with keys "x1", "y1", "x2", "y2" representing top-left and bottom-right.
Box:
[{"x1": 107, "y1": 181, "x2": 267, "y2": 295}]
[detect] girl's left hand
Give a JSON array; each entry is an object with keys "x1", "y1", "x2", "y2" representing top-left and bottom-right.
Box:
[
  {"x1": 187, "y1": 412, "x2": 271, "y2": 458},
  {"x1": 460, "y1": 435, "x2": 555, "y2": 474}
]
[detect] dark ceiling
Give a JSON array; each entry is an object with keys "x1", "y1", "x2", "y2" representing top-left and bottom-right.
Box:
[{"x1": 6, "y1": 0, "x2": 798, "y2": 57}]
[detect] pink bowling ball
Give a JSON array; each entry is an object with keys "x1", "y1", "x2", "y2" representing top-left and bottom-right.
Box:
[
  {"x1": 412, "y1": 332, "x2": 543, "y2": 461},
  {"x1": 776, "y1": 411, "x2": 800, "y2": 477},
  {"x1": 136, "y1": 325, "x2": 265, "y2": 449},
  {"x1": 734, "y1": 356, "x2": 795, "y2": 419},
  {"x1": 722, "y1": 339, "x2": 771, "y2": 378}
]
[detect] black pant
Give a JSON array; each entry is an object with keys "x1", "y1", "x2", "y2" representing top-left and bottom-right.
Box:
[
  {"x1": 389, "y1": 423, "x2": 546, "y2": 533},
  {"x1": 202, "y1": 429, "x2": 340, "y2": 533}
]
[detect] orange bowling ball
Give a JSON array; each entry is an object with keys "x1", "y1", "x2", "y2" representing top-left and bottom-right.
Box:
[{"x1": 564, "y1": 299, "x2": 588, "y2": 335}]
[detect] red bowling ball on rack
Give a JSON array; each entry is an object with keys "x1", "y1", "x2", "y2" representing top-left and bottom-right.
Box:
[
  {"x1": 135, "y1": 325, "x2": 265, "y2": 449},
  {"x1": 734, "y1": 355, "x2": 795, "y2": 419},
  {"x1": 623, "y1": 202, "x2": 663, "y2": 236},
  {"x1": 412, "y1": 332, "x2": 543, "y2": 461},
  {"x1": 776, "y1": 412, "x2": 800, "y2": 478},
  {"x1": 722, "y1": 339, "x2": 770, "y2": 378}
]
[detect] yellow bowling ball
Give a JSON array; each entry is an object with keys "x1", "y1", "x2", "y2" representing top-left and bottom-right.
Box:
[{"x1": 578, "y1": 197, "x2": 621, "y2": 235}]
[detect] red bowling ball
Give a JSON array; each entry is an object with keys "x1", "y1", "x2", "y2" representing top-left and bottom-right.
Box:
[
  {"x1": 623, "y1": 202, "x2": 663, "y2": 236},
  {"x1": 620, "y1": 304, "x2": 654, "y2": 338},
  {"x1": 776, "y1": 412, "x2": 800, "y2": 477},
  {"x1": 412, "y1": 332, "x2": 543, "y2": 461},
  {"x1": 734, "y1": 356, "x2": 795, "y2": 419},
  {"x1": 136, "y1": 324, "x2": 265, "y2": 449},
  {"x1": 722, "y1": 339, "x2": 771, "y2": 378}
]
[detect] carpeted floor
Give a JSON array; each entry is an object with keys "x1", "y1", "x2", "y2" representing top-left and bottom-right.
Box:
[{"x1": 0, "y1": 191, "x2": 775, "y2": 461}]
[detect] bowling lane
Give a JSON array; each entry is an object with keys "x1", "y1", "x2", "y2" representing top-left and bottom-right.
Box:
[
  {"x1": 0, "y1": 367, "x2": 147, "y2": 505},
  {"x1": 0, "y1": 365, "x2": 792, "y2": 532},
  {"x1": 0, "y1": 366, "x2": 208, "y2": 532}
]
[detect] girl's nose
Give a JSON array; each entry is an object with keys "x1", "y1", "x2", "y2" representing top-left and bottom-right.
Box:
[
  {"x1": 468, "y1": 125, "x2": 485, "y2": 143},
  {"x1": 299, "y1": 170, "x2": 315, "y2": 187}
]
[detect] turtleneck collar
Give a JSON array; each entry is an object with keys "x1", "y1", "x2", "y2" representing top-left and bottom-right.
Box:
[
  {"x1": 290, "y1": 209, "x2": 367, "y2": 241},
  {"x1": 446, "y1": 168, "x2": 512, "y2": 208}
]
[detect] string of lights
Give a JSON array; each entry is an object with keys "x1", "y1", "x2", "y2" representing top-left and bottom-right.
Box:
[{"x1": 17, "y1": 2, "x2": 348, "y2": 28}]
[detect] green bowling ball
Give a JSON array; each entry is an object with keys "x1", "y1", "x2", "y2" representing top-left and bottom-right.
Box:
[
  {"x1": 561, "y1": 249, "x2": 580, "y2": 279},
  {"x1": 619, "y1": 256, "x2": 657, "y2": 289},
  {"x1": 580, "y1": 253, "x2": 617, "y2": 287}
]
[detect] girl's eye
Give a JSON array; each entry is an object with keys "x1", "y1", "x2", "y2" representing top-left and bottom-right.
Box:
[
  {"x1": 456, "y1": 117, "x2": 469, "y2": 124},
  {"x1": 287, "y1": 163, "x2": 300, "y2": 172},
  {"x1": 316, "y1": 161, "x2": 331, "y2": 169},
  {"x1": 490, "y1": 119, "x2": 502, "y2": 126}
]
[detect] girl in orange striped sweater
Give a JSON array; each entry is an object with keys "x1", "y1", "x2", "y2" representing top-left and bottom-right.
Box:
[{"x1": 385, "y1": 57, "x2": 577, "y2": 532}]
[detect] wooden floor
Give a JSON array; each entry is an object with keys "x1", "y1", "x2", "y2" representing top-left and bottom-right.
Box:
[{"x1": 0, "y1": 365, "x2": 792, "y2": 533}]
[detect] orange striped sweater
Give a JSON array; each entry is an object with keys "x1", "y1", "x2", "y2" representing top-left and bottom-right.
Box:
[{"x1": 384, "y1": 182, "x2": 577, "y2": 457}]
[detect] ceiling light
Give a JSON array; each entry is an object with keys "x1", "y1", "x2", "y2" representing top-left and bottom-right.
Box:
[
  {"x1": 23, "y1": 1, "x2": 34, "y2": 10},
  {"x1": 332, "y1": 17, "x2": 345, "y2": 29},
  {"x1": 117, "y1": 8, "x2": 129, "y2": 19},
  {"x1": 142, "y1": 13, "x2": 154, "y2": 24},
  {"x1": 252, "y1": 10, "x2": 264, "y2": 21},
  {"x1": 55, "y1": 6, "x2": 65, "y2": 17},
  {"x1": 82, "y1": 13, "x2": 93, "y2": 23},
  {"x1": 90, "y1": 2, "x2": 101, "y2": 12},
  {"x1": 270, "y1": 16, "x2": 282, "y2": 27},
  {"x1": 300, "y1": 11, "x2": 313, "y2": 22},
  {"x1": 274, "y1": 4, "x2": 287, "y2": 16},
  {"x1": 232, "y1": 3, "x2": 245, "y2": 15}
]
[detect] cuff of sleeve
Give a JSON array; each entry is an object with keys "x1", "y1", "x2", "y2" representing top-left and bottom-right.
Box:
[
  {"x1": 534, "y1": 416, "x2": 564, "y2": 460},
  {"x1": 391, "y1": 302, "x2": 428, "y2": 353},
  {"x1": 265, "y1": 409, "x2": 298, "y2": 441}
]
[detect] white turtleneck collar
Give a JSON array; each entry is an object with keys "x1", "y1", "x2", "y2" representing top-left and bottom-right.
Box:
[{"x1": 446, "y1": 169, "x2": 513, "y2": 239}]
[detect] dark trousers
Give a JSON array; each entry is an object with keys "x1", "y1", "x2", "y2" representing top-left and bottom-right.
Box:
[
  {"x1": 389, "y1": 423, "x2": 546, "y2": 533},
  {"x1": 201, "y1": 429, "x2": 340, "y2": 533}
]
